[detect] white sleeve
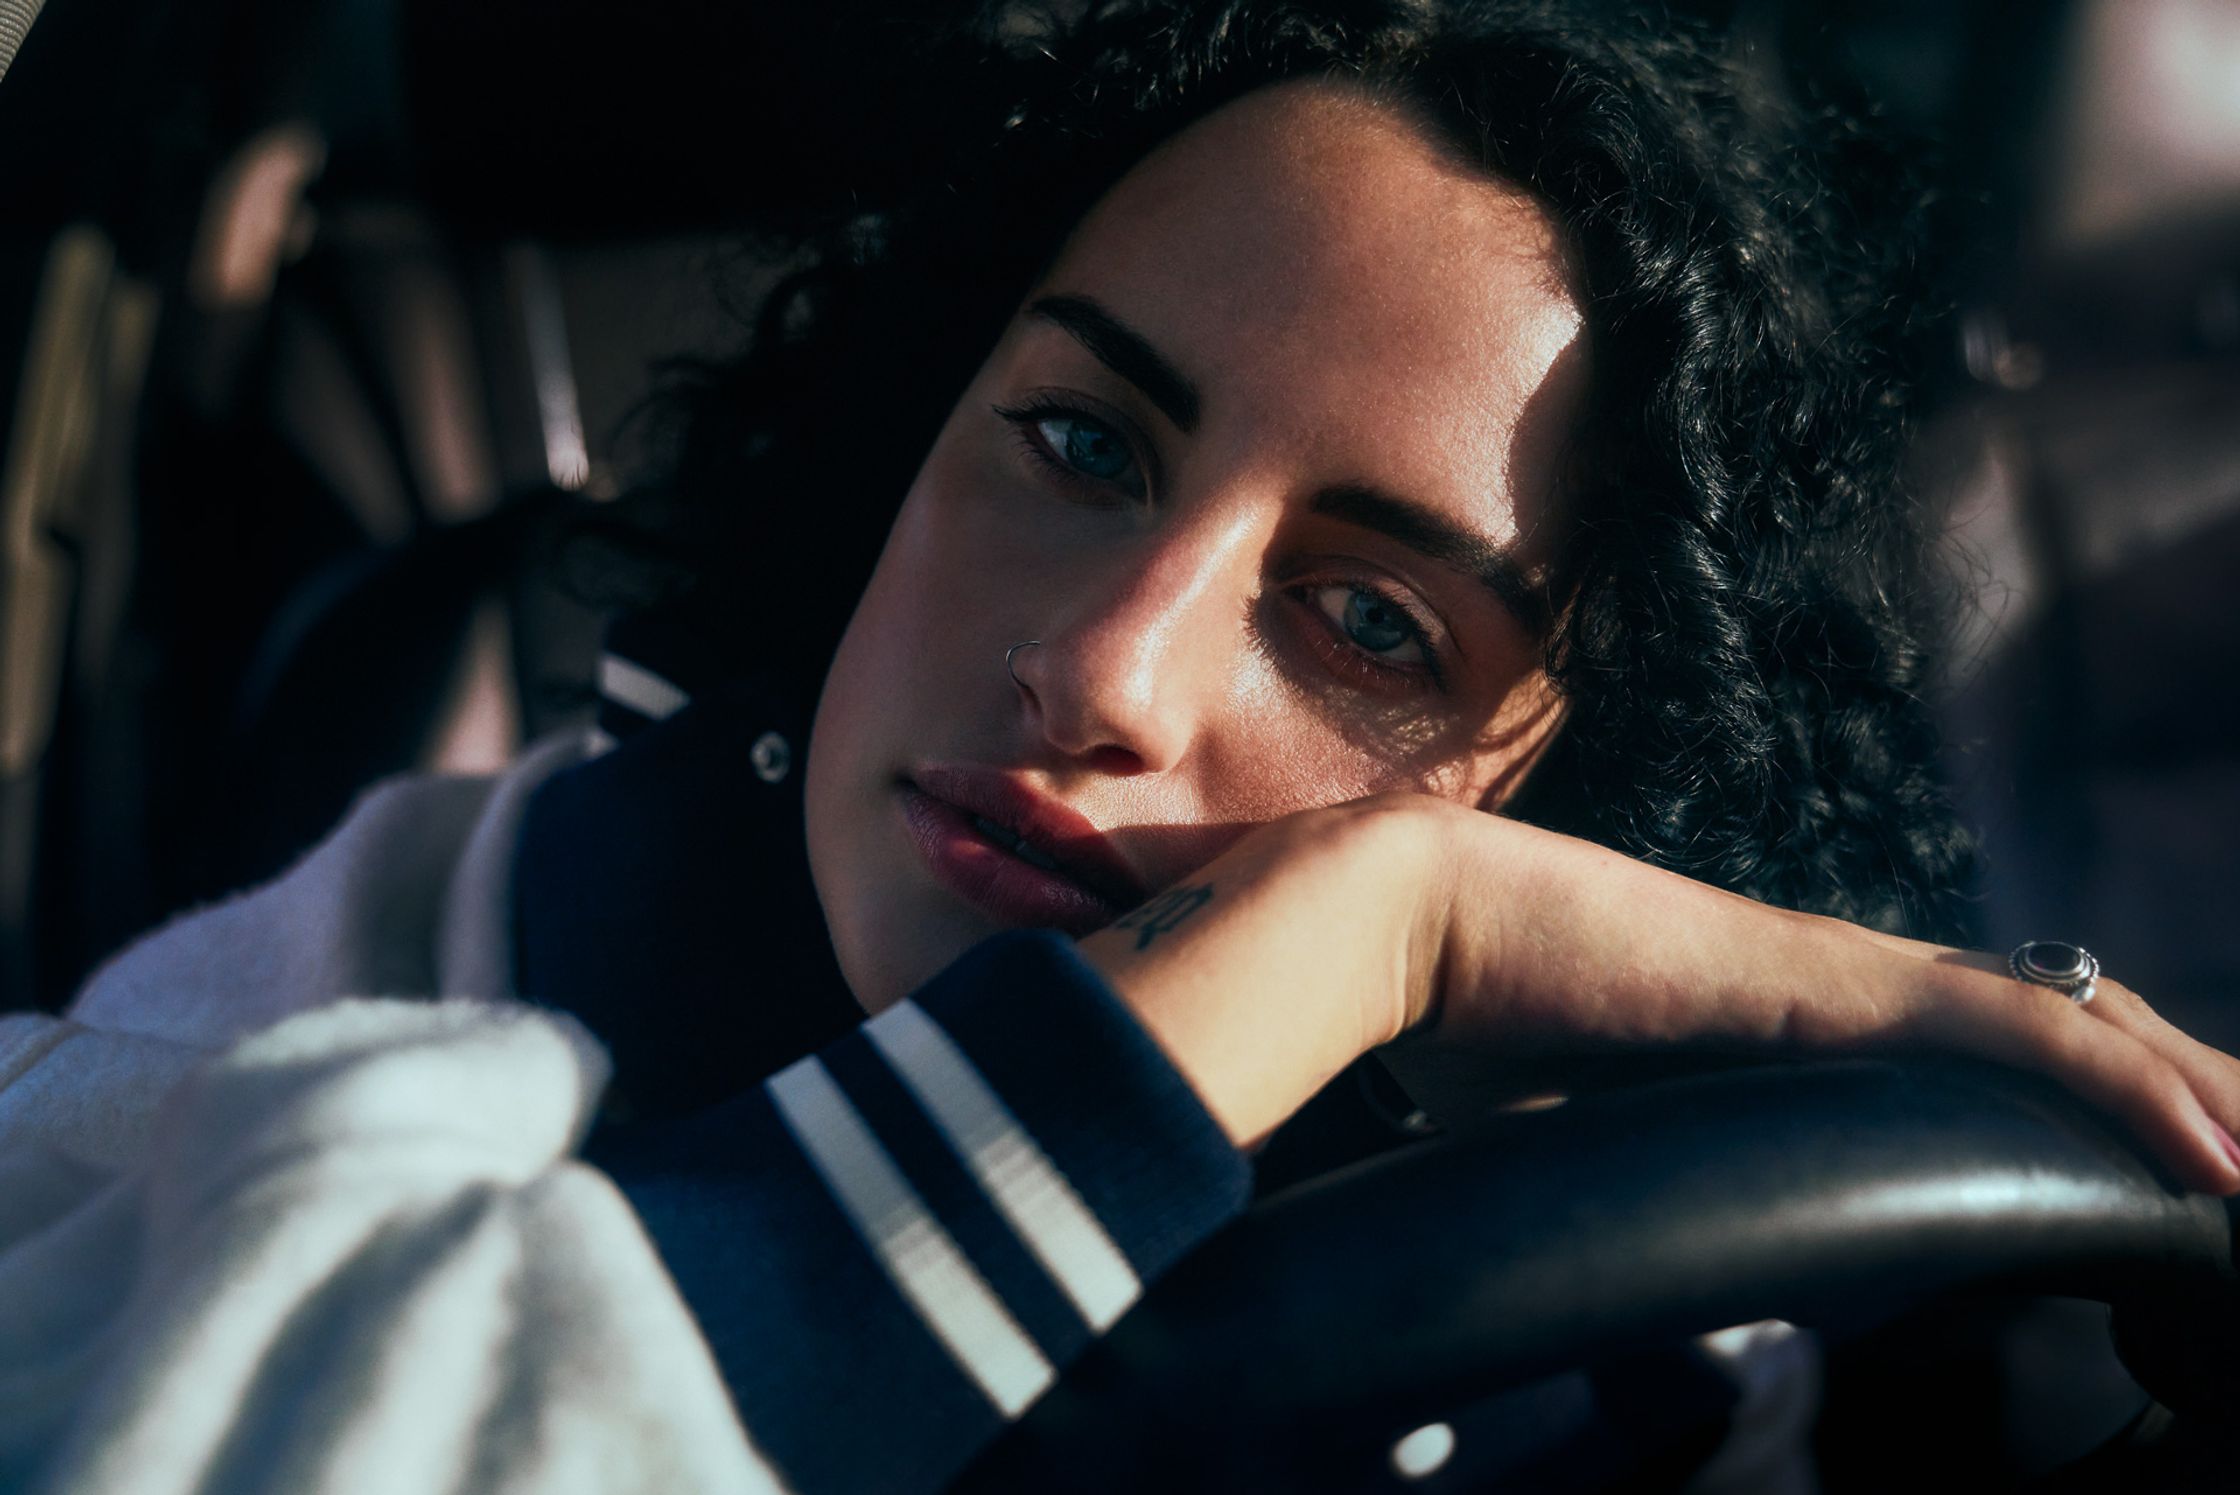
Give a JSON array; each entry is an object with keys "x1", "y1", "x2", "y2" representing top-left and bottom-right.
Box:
[{"x1": 0, "y1": 999, "x2": 787, "y2": 1495}]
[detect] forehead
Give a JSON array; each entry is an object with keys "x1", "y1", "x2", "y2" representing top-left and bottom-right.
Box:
[{"x1": 1033, "y1": 81, "x2": 1587, "y2": 533}]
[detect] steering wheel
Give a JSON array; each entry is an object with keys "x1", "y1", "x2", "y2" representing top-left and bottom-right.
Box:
[{"x1": 957, "y1": 1059, "x2": 2240, "y2": 1491}]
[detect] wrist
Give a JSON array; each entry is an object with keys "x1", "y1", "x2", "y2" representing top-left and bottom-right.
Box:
[
  {"x1": 1076, "y1": 797, "x2": 1446, "y2": 1149},
  {"x1": 1298, "y1": 794, "x2": 1461, "y2": 1048}
]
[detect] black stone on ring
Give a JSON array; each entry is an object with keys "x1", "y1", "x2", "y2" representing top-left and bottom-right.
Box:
[{"x1": 2008, "y1": 940, "x2": 2101, "y2": 1005}]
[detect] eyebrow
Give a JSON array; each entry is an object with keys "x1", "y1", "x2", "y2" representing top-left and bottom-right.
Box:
[
  {"x1": 1026, "y1": 294, "x2": 1546, "y2": 635},
  {"x1": 1026, "y1": 294, "x2": 1202, "y2": 432},
  {"x1": 1312, "y1": 483, "x2": 1551, "y2": 636}
]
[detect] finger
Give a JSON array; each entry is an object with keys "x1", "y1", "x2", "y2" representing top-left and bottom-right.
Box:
[
  {"x1": 1917, "y1": 982, "x2": 2240, "y2": 1196},
  {"x1": 2081, "y1": 980, "x2": 2240, "y2": 1134},
  {"x1": 1932, "y1": 956, "x2": 2240, "y2": 1166}
]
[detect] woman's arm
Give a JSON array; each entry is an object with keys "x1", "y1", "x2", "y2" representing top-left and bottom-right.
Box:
[
  {"x1": 1081, "y1": 794, "x2": 2240, "y2": 1195},
  {"x1": 593, "y1": 931, "x2": 1250, "y2": 1493},
  {"x1": 4, "y1": 953, "x2": 1252, "y2": 1495}
]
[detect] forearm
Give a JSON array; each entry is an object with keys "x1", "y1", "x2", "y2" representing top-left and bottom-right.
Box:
[{"x1": 1082, "y1": 789, "x2": 2240, "y2": 1198}]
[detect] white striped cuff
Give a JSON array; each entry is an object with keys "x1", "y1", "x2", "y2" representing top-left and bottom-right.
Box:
[
  {"x1": 866, "y1": 1000, "x2": 1141, "y2": 1332},
  {"x1": 767, "y1": 1054, "x2": 1056, "y2": 1418}
]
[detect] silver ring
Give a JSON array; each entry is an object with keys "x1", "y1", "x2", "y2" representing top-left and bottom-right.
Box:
[
  {"x1": 2009, "y1": 940, "x2": 2100, "y2": 1005},
  {"x1": 1005, "y1": 640, "x2": 1041, "y2": 689}
]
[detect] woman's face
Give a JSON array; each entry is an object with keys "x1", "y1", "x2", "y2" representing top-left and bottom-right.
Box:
[{"x1": 806, "y1": 80, "x2": 1590, "y2": 1010}]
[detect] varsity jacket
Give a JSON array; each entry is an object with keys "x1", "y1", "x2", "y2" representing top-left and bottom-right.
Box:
[{"x1": 0, "y1": 641, "x2": 1250, "y2": 1493}]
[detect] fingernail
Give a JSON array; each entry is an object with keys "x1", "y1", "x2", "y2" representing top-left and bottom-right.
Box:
[{"x1": 2212, "y1": 1122, "x2": 2240, "y2": 1183}]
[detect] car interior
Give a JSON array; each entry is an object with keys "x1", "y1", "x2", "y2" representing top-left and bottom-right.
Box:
[{"x1": 4, "y1": 0, "x2": 2238, "y2": 1488}]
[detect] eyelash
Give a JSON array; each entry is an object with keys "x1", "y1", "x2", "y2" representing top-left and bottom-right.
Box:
[
  {"x1": 990, "y1": 398, "x2": 1447, "y2": 694},
  {"x1": 992, "y1": 396, "x2": 1148, "y2": 505},
  {"x1": 1290, "y1": 581, "x2": 1446, "y2": 693}
]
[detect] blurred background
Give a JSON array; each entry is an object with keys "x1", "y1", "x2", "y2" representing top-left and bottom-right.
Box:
[{"x1": 2, "y1": 0, "x2": 2236, "y2": 1487}]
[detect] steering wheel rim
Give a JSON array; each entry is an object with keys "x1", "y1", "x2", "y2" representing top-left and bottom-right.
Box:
[{"x1": 959, "y1": 1058, "x2": 2240, "y2": 1490}]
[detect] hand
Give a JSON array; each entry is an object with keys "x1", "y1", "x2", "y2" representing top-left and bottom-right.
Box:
[
  {"x1": 1080, "y1": 794, "x2": 2240, "y2": 1196},
  {"x1": 1424, "y1": 799, "x2": 2240, "y2": 1195}
]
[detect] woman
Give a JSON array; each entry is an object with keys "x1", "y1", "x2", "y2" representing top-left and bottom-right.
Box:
[{"x1": 5, "y1": 2, "x2": 2237, "y2": 1491}]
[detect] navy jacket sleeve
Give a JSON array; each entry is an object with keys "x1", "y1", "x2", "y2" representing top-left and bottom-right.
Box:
[{"x1": 586, "y1": 930, "x2": 1254, "y2": 1495}]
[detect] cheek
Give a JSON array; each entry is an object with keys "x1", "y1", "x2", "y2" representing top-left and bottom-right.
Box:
[
  {"x1": 810, "y1": 498, "x2": 947, "y2": 778},
  {"x1": 1187, "y1": 662, "x2": 1561, "y2": 827},
  {"x1": 1439, "y1": 674, "x2": 1568, "y2": 811},
  {"x1": 803, "y1": 485, "x2": 986, "y2": 1006},
  {"x1": 1177, "y1": 661, "x2": 1420, "y2": 825},
  {"x1": 805, "y1": 440, "x2": 1015, "y2": 810}
]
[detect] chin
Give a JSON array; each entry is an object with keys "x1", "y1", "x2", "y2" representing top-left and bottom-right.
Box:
[{"x1": 825, "y1": 880, "x2": 989, "y2": 1019}]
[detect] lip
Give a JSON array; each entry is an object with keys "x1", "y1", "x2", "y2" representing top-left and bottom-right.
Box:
[{"x1": 900, "y1": 764, "x2": 1148, "y2": 933}]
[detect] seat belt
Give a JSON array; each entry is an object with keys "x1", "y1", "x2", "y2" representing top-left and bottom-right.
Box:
[{"x1": 0, "y1": 0, "x2": 45, "y2": 84}]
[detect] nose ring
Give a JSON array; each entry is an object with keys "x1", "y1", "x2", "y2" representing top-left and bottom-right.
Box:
[{"x1": 1005, "y1": 640, "x2": 1041, "y2": 690}]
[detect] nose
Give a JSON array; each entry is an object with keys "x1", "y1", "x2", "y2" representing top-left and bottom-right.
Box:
[{"x1": 1006, "y1": 508, "x2": 1257, "y2": 776}]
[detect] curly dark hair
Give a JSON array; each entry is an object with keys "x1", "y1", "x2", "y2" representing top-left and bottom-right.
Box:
[{"x1": 614, "y1": 0, "x2": 1974, "y2": 940}]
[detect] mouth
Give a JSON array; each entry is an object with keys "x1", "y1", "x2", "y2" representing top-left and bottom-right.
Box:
[
  {"x1": 963, "y1": 811, "x2": 1067, "y2": 873},
  {"x1": 898, "y1": 765, "x2": 1146, "y2": 935}
]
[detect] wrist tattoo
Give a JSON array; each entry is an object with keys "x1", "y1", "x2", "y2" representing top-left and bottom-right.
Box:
[{"x1": 1115, "y1": 884, "x2": 1214, "y2": 950}]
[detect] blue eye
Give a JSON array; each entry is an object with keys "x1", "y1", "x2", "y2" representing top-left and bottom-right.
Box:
[
  {"x1": 994, "y1": 399, "x2": 1149, "y2": 501},
  {"x1": 1035, "y1": 413, "x2": 1136, "y2": 484},
  {"x1": 1301, "y1": 581, "x2": 1437, "y2": 686},
  {"x1": 1340, "y1": 589, "x2": 1415, "y2": 654}
]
